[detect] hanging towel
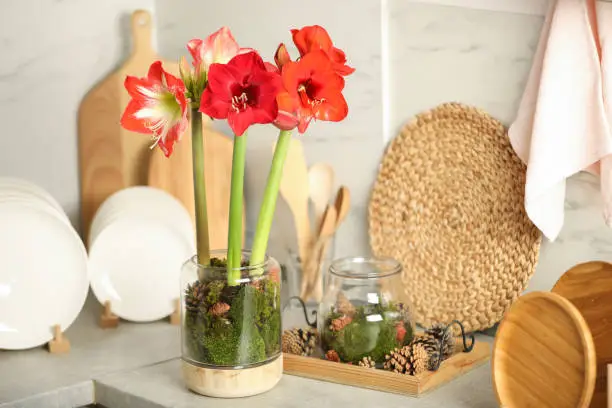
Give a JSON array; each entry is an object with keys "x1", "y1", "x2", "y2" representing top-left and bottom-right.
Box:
[{"x1": 509, "y1": 0, "x2": 612, "y2": 241}]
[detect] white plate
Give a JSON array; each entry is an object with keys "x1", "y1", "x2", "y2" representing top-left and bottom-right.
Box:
[
  {"x1": 89, "y1": 186, "x2": 193, "y2": 247},
  {"x1": 0, "y1": 203, "x2": 88, "y2": 350},
  {"x1": 88, "y1": 218, "x2": 195, "y2": 322},
  {"x1": 0, "y1": 177, "x2": 67, "y2": 220},
  {"x1": 0, "y1": 194, "x2": 71, "y2": 226}
]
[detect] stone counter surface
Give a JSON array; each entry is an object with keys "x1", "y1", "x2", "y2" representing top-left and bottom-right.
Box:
[{"x1": 0, "y1": 297, "x2": 497, "y2": 408}]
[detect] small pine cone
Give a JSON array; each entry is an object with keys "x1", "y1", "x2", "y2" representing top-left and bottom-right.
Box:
[
  {"x1": 209, "y1": 302, "x2": 230, "y2": 316},
  {"x1": 412, "y1": 336, "x2": 441, "y2": 370},
  {"x1": 325, "y1": 350, "x2": 340, "y2": 362},
  {"x1": 358, "y1": 356, "x2": 376, "y2": 369},
  {"x1": 184, "y1": 281, "x2": 206, "y2": 312},
  {"x1": 329, "y1": 315, "x2": 352, "y2": 331},
  {"x1": 282, "y1": 328, "x2": 317, "y2": 356},
  {"x1": 383, "y1": 346, "x2": 412, "y2": 374},
  {"x1": 336, "y1": 293, "x2": 356, "y2": 316},
  {"x1": 425, "y1": 323, "x2": 455, "y2": 360},
  {"x1": 409, "y1": 342, "x2": 429, "y2": 375}
]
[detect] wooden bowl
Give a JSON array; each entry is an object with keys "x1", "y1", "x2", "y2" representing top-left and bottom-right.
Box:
[{"x1": 493, "y1": 291, "x2": 596, "y2": 408}]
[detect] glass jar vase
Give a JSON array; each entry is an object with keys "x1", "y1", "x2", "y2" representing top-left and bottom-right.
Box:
[
  {"x1": 180, "y1": 250, "x2": 282, "y2": 398},
  {"x1": 318, "y1": 256, "x2": 414, "y2": 366}
]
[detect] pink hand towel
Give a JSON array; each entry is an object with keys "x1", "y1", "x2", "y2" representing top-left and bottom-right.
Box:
[{"x1": 509, "y1": 0, "x2": 612, "y2": 241}]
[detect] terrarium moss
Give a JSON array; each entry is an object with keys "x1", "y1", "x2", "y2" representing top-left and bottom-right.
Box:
[
  {"x1": 183, "y1": 257, "x2": 281, "y2": 366},
  {"x1": 321, "y1": 302, "x2": 413, "y2": 364}
]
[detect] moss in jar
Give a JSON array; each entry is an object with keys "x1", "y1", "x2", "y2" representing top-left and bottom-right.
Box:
[
  {"x1": 183, "y1": 257, "x2": 281, "y2": 366},
  {"x1": 320, "y1": 301, "x2": 413, "y2": 364}
]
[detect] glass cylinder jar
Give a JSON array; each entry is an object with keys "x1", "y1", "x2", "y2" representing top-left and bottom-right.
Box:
[
  {"x1": 180, "y1": 250, "x2": 282, "y2": 397},
  {"x1": 318, "y1": 256, "x2": 414, "y2": 365}
]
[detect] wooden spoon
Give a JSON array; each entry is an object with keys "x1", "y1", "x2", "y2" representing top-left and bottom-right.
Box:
[
  {"x1": 278, "y1": 138, "x2": 311, "y2": 267},
  {"x1": 333, "y1": 186, "x2": 351, "y2": 229},
  {"x1": 308, "y1": 163, "x2": 335, "y2": 229},
  {"x1": 301, "y1": 204, "x2": 337, "y2": 301}
]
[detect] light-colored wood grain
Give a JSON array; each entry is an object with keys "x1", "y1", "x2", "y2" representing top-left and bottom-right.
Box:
[
  {"x1": 552, "y1": 261, "x2": 612, "y2": 408},
  {"x1": 278, "y1": 138, "x2": 311, "y2": 269},
  {"x1": 493, "y1": 291, "x2": 597, "y2": 408},
  {"x1": 283, "y1": 341, "x2": 490, "y2": 397},
  {"x1": 301, "y1": 205, "x2": 336, "y2": 302},
  {"x1": 182, "y1": 355, "x2": 282, "y2": 398},
  {"x1": 169, "y1": 299, "x2": 180, "y2": 326},
  {"x1": 78, "y1": 10, "x2": 181, "y2": 239},
  {"x1": 99, "y1": 300, "x2": 119, "y2": 329},
  {"x1": 308, "y1": 163, "x2": 335, "y2": 230},
  {"x1": 47, "y1": 325, "x2": 70, "y2": 354},
  {"x1": 147, "y1": 118, "x2": 244, "y2": 251}
]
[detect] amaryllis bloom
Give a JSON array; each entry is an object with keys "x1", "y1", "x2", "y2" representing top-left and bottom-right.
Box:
[
  {"x1": 121, "y1": 61, "x2": 188, "y2": 157},
  {"x1": 187, "y1": 27, "x2": 253, "y2": 76},
  {"x1": 291, "y1": 25, "x2": 355, "y2": 76},
  {"x1": 280, "y1": 50, "x2": 348, "y2": 133},
  {"x1": 199, "y1": 52, "x2": 282, "y2": 136}
]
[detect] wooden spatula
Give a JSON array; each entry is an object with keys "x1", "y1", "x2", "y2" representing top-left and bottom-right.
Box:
[
  {"x1": 278, "y1": 138, "x2": 311, "y2": 268},
  {"x1": 308, "y1": 163, "x2": 335, "y2": 229},
  {"x1": 78, "y1": 10, "x2": 179, "y2": 242},
  {"x1": 301, "y1": 204, "x2": 337, "y2": 301}
]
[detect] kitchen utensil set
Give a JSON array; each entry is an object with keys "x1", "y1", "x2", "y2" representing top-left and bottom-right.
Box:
[
  {"x1": 0, "y1": 178, "x2": 89, "y2": 350},
  {"x1": 277, "y1": 139, "x2": 350, "y2": 302}
]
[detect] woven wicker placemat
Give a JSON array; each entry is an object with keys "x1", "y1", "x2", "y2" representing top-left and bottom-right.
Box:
[{"x1": 368, "y1": 102, "x2": 541, "y2": 332}]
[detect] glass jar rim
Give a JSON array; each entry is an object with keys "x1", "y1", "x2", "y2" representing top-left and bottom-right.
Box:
[
  {"x1": 185, "y1": 249, "x2": 270, "y2": 271},
  {"x1": 329, "y1": 256, "x2": 401, "y2": 279}
]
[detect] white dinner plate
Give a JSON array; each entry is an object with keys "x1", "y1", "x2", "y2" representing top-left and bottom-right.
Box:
[
  {"x1": 0, "y1": 203, "x2": 88, "y2": 350},
  {"x1": 0, "y1": 177, "x2": 67, "y2": 220},
  {"x1": 88, "y1": 218, "x2": 195, "y2": 322}
]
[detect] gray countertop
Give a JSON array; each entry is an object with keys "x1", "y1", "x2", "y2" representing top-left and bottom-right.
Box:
[{"x1": 0, "y1": 295, "x2": 498, "y2": 408}]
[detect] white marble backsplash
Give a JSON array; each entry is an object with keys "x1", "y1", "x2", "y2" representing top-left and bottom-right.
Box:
[{"x1": 0, "y1": 0, "x2": 610, "y2": 293}]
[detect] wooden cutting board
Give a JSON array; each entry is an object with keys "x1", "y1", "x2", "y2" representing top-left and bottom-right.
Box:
[
  {"x1": 493, "y1": 291, "x2": 596, "y2": 408},
  {"x1": 78, "y1": 9, "x2": 177, "y2": 241},
  {"x1": 78, "y1": 9, "x2": 241, "y2": 249},
  {"x1": 552, "y1": 261, "x2": 612, "y2": 408},
  {"x1": 148, "y1": 119, "x2": 242, "y2": 251}
]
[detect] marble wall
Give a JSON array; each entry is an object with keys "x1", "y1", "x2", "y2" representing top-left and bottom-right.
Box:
[{"x1": 1, "y1": 0, "x2": 610, "y2": 293}]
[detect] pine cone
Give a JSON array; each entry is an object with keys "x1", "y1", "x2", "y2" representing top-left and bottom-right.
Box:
[
  {"x1": 185, "y1": 281, "x2": 206, "y2": 312},
  {"x1": 411, "y1": 336, "x2": 441, "y2": 371},
  {"x1": 329, "y1": 315, "x2": 352, "y2": 331},
  {"x1": 409, "y1": 342, "x2": 429, "y2": 375},
  {"x1": 383, "y1": 346, "x2": 411, "y2": 374},
  {"x1": 209, "y1": 302, "x2": 230, "y2": 316},
  {"x1": 325, "y1": 350, "x2": 340, "y2": 362},
  {"x1": 336, "y1": 293, "x2": 356, "y2": 316},
  {"x1": 425, "y1": 323, "x2": 455, "y2": 360},
  {"x1": 282, "y1": 328, "x2": 317, "y2": 356},
  {"x1": 358, "y1": 356, "x2": 376, "y2": 369}
]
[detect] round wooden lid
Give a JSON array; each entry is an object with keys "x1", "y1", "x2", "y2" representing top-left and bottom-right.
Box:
[
  {"x1": 552, "y1": 261, "x2": 612, "y2": 407},
  {"x1": 493, "y1": 291, "x2": 596, "y2": 408}
]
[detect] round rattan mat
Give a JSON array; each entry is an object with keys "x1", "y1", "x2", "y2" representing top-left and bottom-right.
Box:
[{"x1": 369, "y1": 103, "x2": 541, "y2": 332}]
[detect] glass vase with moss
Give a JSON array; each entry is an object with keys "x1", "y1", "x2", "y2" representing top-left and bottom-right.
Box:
[
  {"x1": 181, "y1": 250, "x2": 282, "y2": 397},
  {"x1": 318, "y1": 257, "x2": 415, "y2": 366}
]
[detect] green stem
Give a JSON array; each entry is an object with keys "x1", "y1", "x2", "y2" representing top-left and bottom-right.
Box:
[
  {"x1": 250, "y1": 130, "x2": 293, "y2": 270},
  {"x1": 190, "y1": 109, "x2": 210, "y2": 265},
  {"x1": 227, "y1": 131, "x2": 248, "y2": 285}
]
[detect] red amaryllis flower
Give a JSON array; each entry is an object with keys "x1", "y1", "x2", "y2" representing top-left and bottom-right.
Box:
[
  {"x1": 120, "y1": 61, "x2": 188, "y2": 157},
  {"x1": 280, "y1": 50, "x2": 348, "y2": 133},
  {"x1": 199, "y1": 52, "x2": 282, "y2": 136},
  {"x1": 291, "y1": 25, "x2": 355, "y2": 76}
]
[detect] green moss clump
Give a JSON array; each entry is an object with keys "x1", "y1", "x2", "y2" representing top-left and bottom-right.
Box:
[
  {"x1": 320, "y1": 299, "x2": 413, "y2": 364},
  {"x1": 183, "y1": 260, "x2": 281, "y2": 367}
]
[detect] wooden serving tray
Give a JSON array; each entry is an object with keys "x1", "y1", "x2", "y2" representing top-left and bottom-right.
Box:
[{"x1": 283, "y1": 341, "x2": 490, "y2": 397}]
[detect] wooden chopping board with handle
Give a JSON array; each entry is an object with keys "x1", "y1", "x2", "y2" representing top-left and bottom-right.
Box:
[
  {"x1": 552, "y1": 261, "x2": 612, "y2": 408},
  {"x1": 78, "y1": 9, "x2": 241, "y2": 248},
  {"x1": 78, "y1": 9, "x2": 177, "y2": 241},
  {"x1": 148, "y1": 118, "x2": 242, "y2": 251}
]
